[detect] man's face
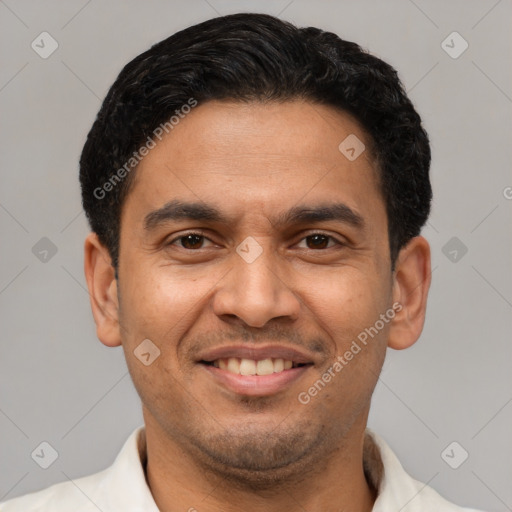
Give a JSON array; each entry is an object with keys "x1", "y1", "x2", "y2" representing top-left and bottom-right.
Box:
[{"x1": 116, "y1": 100, "x2": 394, "y2": 481}]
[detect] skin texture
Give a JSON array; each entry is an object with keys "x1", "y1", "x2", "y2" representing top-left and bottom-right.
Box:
[{"x1": 84, "y1": 100, "x2": 431, "y2": 512}]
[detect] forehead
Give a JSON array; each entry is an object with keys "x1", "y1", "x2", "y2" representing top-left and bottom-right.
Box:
[{"x1": 122, "y1": 100, "x2": 384, "y2": 231}]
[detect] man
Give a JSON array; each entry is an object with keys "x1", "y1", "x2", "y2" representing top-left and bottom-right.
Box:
[{"x1": 0, "y1": 12, "x2": 483, "y2": 512}]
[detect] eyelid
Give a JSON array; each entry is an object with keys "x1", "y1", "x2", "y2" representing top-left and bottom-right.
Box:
[
  {"x1": 167, "y1": 230, "x2": 345, "y2": 249},
  {"x1": 295, "y1": 230, "x2": 345, "y2": 248},
  {"x1": 167, "y1": 230, "x2": 215, "y2": 247}
]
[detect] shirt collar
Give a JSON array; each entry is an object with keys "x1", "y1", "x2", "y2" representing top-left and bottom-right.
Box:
[
  {"x1": 103, "y1": 425, "x2": 434, "y2": 510},
  {"x1": 100, "y1": 425, "x2": 159, "y2": 511}
]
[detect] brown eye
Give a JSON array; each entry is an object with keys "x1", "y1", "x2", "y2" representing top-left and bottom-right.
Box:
[
  {"x1": 169, "y1": 232, "x2": 212, "y2": 250},
  {"x1": 298, "y1": 233, "x2": 341, "y2": 250},
  {"x1": 305, "y1": 234, "x2": 330, "y2": 249},
  {"x1": 179, "y1": 234, "x2": 204, "y2": 249}
]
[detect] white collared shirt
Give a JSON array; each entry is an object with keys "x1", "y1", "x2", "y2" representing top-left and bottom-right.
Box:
[{"x1": 0, "y1": 426, "x2": 483, "y2": 511}]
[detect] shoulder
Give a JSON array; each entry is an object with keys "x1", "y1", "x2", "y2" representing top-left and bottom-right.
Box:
[
  {"x1": 0, "y1": 426, "x2": 146, "y2": 512},
  {"x1": 364, "y1": 428, "x2": 486, "y2": 512},
  {"x1": 0, "y1": 468, "x2": 108, "y2": 512}
]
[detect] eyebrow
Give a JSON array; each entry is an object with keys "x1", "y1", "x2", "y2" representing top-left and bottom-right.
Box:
[{"x1": 143, "y1": 199, "x2": 365, "y2": 232}]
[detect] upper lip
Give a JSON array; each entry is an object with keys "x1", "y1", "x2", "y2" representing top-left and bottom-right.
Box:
[{"x1": 197, "y1": 344, "x2": 315, "y2": 365}]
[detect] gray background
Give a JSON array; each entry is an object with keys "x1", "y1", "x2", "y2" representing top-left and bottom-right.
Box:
[{"x1": 0, "y1": 0, "x2": 511, "y2": 510}]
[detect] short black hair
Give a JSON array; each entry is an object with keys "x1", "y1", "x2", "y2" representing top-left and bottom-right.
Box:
[{"x1": 80, "y1": 12, "x2": 431, "y2": 271}]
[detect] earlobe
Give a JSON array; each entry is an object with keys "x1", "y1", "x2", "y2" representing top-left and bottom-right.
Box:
[
  {"x1": 83, "y1": 233, "x2": 122, "y2": 347},
  {"x1": 387, "y1": 236, "x2": 431, "y2": 351}
]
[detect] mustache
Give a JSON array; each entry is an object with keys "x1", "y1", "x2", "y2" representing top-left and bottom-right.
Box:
[{"x1": 185, "y1": 325, "x2": 327, "y2": 359}]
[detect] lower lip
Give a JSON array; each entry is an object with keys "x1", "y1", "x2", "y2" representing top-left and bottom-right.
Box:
[{"x1": 200, "y1": 364, "x2": 311, "y2": 397}]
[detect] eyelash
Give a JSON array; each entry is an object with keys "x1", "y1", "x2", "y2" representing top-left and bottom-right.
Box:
[{"x1": 167, "y1": 231, "x2": 344, "y2": 250}]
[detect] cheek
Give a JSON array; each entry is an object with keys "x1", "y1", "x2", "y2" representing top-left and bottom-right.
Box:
[
  {"x1": 307, "y1": 266, "x2": 389, "y2": 339},
  {"x1": 118, "y1": 263, "x2": 220, "y2": 345},
  {"x1": 118, "y1": 267, "x2": 208, "y2": 413},
  {"x1": 302, "y1": 266, "x2": 391, "y2": 402}
]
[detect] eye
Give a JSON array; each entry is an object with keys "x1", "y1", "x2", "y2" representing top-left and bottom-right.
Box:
[
  {"x1": 167, "y1": 231, "x2": 344, "y2": 251},
  {"x1": 168, "y1": 232, "x2": 214, "y2": 250},
  {"x1": 296, "y1": 233, "x2": 343, "y2": 250}
]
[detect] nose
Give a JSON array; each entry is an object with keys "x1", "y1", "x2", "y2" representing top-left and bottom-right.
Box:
[{"x1": 212, "y1": 243, "x2": 301, "y2": 328}]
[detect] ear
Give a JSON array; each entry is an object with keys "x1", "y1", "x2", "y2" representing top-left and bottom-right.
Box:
[
  {"x1": 387, "y1": 236, "x2": 431, "y2": 350},
  {"x1": 84, "y1": 232, "x2": 122, "y2": 347}
]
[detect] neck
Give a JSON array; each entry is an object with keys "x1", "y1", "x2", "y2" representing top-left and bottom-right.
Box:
[{"x1": 142, "y1": 414, "x2": 378, "y2": 512}]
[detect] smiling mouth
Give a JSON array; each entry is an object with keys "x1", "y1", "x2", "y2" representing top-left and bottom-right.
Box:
[{"x1": 200, "y1": 358, "x2": 311, "y2": 376}]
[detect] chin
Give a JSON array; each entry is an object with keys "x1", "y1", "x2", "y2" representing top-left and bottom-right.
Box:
[{"x1": 184, "y1": 423, "x2": 330, "y2": 491}]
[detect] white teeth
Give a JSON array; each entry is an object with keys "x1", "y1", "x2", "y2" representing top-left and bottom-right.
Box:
[
  {"x1": 211, "y1": 357, "x2": 298, "y2": 375},
  {"x1": 227, "y1": 357, "x2": 240, "y2": 374},
  {"x1": 240, "y1": 358, "x2": 256, "y2": 375},
  {"x1": 273, "y1": 358, "x2": 284, "y2": 372},
  {"x1": 256, "y1": 358, "x2": 274, "y2": 376}
]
